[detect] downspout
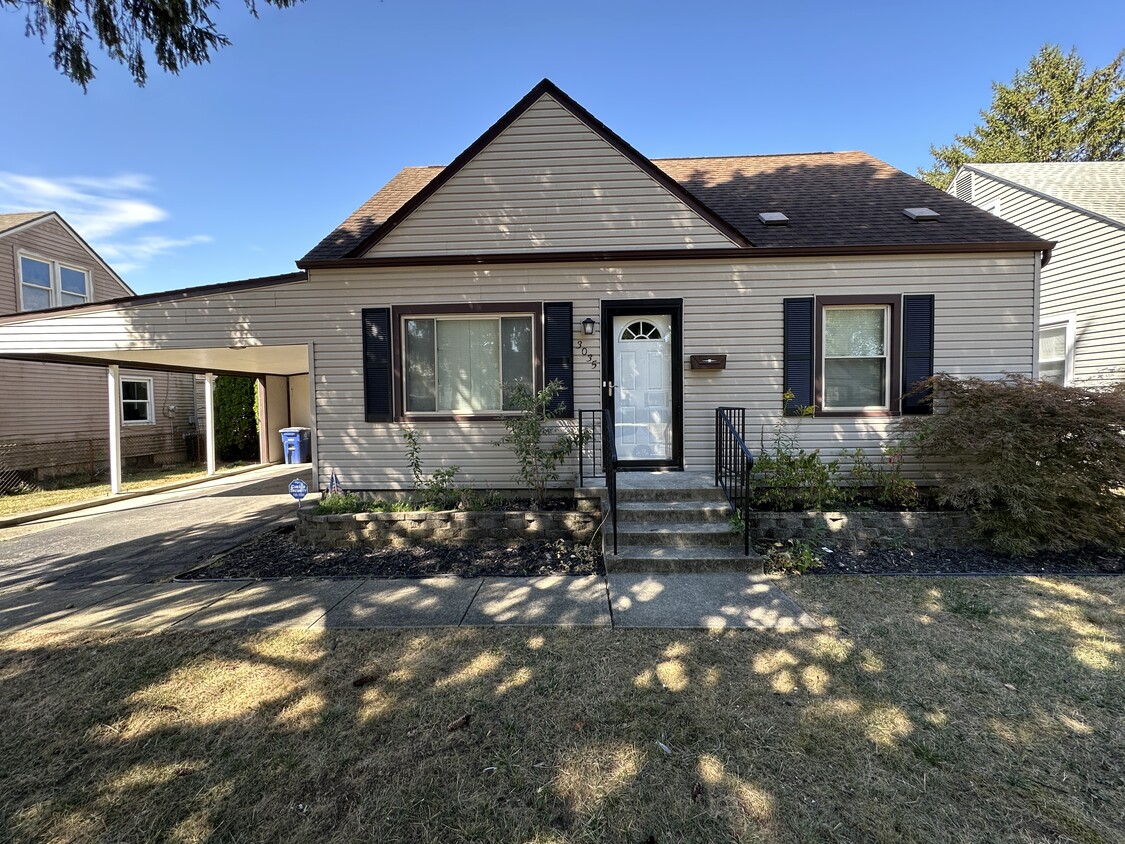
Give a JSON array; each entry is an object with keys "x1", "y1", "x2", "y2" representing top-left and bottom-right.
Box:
[
  {"x1": 1031, "y1": 251, "x2": 1042, "y2": 380},
  {"x1": 307, "y1": 342, "x2": 319, "y2": 489}
]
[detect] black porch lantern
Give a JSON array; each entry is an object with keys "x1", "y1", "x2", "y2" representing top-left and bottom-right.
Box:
[{"x1": 581, "y1": 317, "x2": 596, "y2": 335}]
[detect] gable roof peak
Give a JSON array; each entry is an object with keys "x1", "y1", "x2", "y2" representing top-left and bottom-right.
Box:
[{"x1": 301, "y1": 79, "x2": 748, "y2": 262}]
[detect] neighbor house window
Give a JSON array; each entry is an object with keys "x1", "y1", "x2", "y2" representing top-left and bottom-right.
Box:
[
  {"x1": 402, "y1": 313, "x2": 535, "y2": 413},
  {"x1": 1038, "y1": 317, "x2": 1074, "y2": 386},
  {"x1": 18, "y1": 253, "x2": 90, "y2": 311},
  {"x1": 821, "y1": 304, "x2": 891, "y2": 411},
  {"x1": 121, "y1": 377, "x2": 155, "y2": 425}
]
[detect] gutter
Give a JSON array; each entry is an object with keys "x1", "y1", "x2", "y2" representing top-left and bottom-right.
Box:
[{"x1": 298, "y1": 241, "x2": 1057, "y2": 270}]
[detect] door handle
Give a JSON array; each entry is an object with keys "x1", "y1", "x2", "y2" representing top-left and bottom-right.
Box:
[{"x1": 603, "y1": 380, "x2": 614, "y2": 397}]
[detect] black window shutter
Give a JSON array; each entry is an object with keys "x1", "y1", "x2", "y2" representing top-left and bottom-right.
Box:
[
  {"x1": 782, "y1": 297, "x2": 814, "y2": 415},
  {"x1": 902, "y1": 294, "x2": 935, "y2": 414},
  {"x1": 543, "y1": 302, "x2": 573, "y2": 417},
  {"x1": 362, "y1": 308, "x2": 393, "y2": 422}
]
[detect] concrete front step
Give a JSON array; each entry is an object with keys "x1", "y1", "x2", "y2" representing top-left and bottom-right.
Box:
[
  {"x1": 616, "y1": 501, "x2": 732, "y2": 523},
  {"x1": 611, "y1": 521, "x2": 742, "y2": 548},
  {"x1": 615, "y1": 486, "x2": 727, "y2": 504},
  {"x1": 605, "y1": 545, "x2": 763, "y2": 574}
]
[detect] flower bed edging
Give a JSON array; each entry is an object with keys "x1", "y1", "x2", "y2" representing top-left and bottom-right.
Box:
[
  {"x1": 296, "y1": 506, "x2": 599, "y2": 549},
  {"x1": 748, "y1": 510, "x2": 975, "y2": 552}
]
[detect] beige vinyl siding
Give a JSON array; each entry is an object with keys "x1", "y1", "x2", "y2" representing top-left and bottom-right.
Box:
[
  {"x1": 0, "y1": 216, "x2": 194, "y2": 476},
  {"x1": 367, "y1": 94, "x2": 736, "y2": 257},
  {"x1": 0, "y1": 361, "x2": 196, "y2": 473},
  {"x1": 0, "y1": 216, "x2": 129, "y2": 312},
  {"x1": 0, "y1": 254, "x2": 1036, "y2": 489},
  {"x1": 966, "y1": 173, "x2": 1125, "y2": 386}
]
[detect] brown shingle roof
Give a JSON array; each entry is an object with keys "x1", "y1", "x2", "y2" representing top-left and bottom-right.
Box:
[
  {"x1": 0, "y1": 211, "x2": 51, "y2": 236},
  {"x1": 302, "y1": 168, "x2": 443, "y2": 262},
  {"x1": 300, "y1": 151, "x2": 1047, "y2": 263}
]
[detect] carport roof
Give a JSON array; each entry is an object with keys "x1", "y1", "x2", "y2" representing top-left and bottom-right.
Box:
[
  {"x1": 0, "y1": 270, "x2": 311, "y2": 377},
  {"x1": 0, "y1": 270, "x2": 308, "y2": 327}
]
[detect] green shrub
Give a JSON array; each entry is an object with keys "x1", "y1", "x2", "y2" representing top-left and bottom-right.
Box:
[
  {"x1": 364, "y1": 499, "x2": 413, "y2": 513},
  {"x1": 899, "y1": 374, "x2": 1125, "y2": 554},
  {"x1": 846, "y1": 445, "x2": 919, "y2": 510},
  {"x1": 762, "y1": 538, "x2": 824, "y2": 575},
  {"x1": 754, "y1": 396, "x2": 844, "y2": 510},
  {"x1": 495, "y1": 380, "x2": 586, "y2": 509},
  {"x1": 214, "y1": 376, "x2": 259, "y2": 461},
  {"x1": 403, "y1": 426, "x2": 465, "y2": 510},
  {"x1": 314, "y1": 492, "x2": 366, "y2": 515}
]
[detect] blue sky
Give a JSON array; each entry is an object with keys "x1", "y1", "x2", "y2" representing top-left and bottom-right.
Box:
[{"x1": 1, "y1": 0, "x2": 1121, "y2": 294}]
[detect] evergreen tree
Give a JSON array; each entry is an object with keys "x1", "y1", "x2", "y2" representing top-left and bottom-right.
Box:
[
  {"x1": 920, "y1": 45, "x2": 1125, "y2": 189},
  {"x1": 5, "y1": 0, "x2": 301, "y2": 89}
]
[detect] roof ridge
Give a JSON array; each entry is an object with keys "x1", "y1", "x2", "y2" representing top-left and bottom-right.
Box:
[{"x1": 654, "y1": 151, "x2": 856, "y2": 162}]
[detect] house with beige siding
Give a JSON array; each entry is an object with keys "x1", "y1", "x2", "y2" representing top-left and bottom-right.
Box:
[
  {"x1": 948, "y1": 162, "x2": 1125, "y2": 386},
  {"x1": 0, "y1": 81, "x2": 1051, "y2": 499},
  {"x1": 0, "y1": 212, "x2": 196, "y2": 488}
]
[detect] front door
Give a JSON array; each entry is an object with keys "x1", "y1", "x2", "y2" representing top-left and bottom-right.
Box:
[{"x1": 602, "y1": 300, "x2": 683, "y2": 469}]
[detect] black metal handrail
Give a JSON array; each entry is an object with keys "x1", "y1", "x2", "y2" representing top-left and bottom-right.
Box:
[
  {"x1": 578, "y1": 408, "x2": 618, "y2": 555},
  {"x1": 715, "y1": 407, "x2": 755, "y2": 556}
]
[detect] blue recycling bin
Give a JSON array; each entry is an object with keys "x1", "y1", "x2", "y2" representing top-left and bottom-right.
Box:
[{"x1": 280, "y1": 427, "x2": 311, "y2": 464}]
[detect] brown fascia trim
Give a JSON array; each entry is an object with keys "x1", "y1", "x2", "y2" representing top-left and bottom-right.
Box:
[
  {"x1": 299, "y1": 240, "x2": 1055, "y2": 270},
  {"x1": 0, "y1": 271, "x2": 308, "y2": 326},
  {"x1": 0, "y1": 352, "x2": 302, "y2": 379},
  {"x1": 341, "y1": 79, "x2": 750, "y2": 258}
]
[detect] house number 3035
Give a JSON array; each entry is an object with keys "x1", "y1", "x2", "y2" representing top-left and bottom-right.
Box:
[{"x1": 575, "y1": 339, "x2": 597, "y2": 369}]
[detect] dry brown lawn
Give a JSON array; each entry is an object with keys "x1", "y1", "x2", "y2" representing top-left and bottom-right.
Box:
[{"x1": 1, "y1": 575, "x2": 1122, "y2": 843}]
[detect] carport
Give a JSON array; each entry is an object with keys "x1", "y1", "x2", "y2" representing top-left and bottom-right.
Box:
[{"x1": 0, "y1": 272, "x2": 314, "y2": 494}]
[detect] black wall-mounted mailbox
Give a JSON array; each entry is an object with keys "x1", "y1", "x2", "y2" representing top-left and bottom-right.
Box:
[{"x1": 689, "y1": 354, "x2": 727, "y2": 370}]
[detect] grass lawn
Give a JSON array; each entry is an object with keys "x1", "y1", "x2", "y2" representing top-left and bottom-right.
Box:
[
  {"x1": 1, "y1": 576, "x2": 1121, "y2": 843},
  {"x1": 0, "y1": 463, "x2": 250, "y2": 518}
]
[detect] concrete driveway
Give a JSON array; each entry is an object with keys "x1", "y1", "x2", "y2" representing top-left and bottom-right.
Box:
[{"x1": 0, "y1": 464, "x2": 311, "y2": 592}]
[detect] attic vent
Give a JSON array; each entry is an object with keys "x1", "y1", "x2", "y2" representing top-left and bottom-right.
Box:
[
  {"x1": 954, "y1": 171, "x2": 973, "y2": 201},
  {"x1": 758, "y1": 212, "x2": 789, "y2": 226},
  {"x1": 903, "y1": 207, "x2": 940, "y2": 222}
]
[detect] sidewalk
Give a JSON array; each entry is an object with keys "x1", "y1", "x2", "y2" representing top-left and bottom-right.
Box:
[{"x1": 0, "y1": 572, "x2": 819, "y2": 633}]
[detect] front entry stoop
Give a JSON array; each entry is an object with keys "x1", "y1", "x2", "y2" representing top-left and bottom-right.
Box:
[{"x1": 602, "y1": 472, "x2": 763, "y2": 573}]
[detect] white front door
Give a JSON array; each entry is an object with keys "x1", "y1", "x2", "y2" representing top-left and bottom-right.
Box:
[{"x1": 613, "y1": 314, "x2": 673, "y2": 461}]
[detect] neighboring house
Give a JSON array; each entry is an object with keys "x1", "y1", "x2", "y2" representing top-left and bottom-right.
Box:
[
  {"x1": 0, "y1": 81, "x2": 1051, "y2": 492},
  {"x1": 948, "y1": 163, "x2": 1125, "y2": 386},
  {"x1": 0, "y1": 212, "x2": 196, "y2": 486}
]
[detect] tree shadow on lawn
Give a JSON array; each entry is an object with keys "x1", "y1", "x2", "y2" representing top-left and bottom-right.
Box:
[{"x1": 0, "y1": 575, "x2": 1121, "y2": 843}]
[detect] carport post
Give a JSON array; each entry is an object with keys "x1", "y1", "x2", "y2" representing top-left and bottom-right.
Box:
[
  {"x1": 107, "y1": 364, "x2": 123, "y2": 495},
  {"x1": 203, "y1": 372, "x2": 217, "y2": 476}
]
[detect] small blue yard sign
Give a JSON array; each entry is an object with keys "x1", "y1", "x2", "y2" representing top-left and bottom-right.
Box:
[{"x1": 288, "y1": 478, "x2": 309, "y2": 502}]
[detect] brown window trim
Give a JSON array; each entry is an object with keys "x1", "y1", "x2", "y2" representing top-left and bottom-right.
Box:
[
  {"x1": 391, "y1": 301, "x2": 544, "y2": 422},
  {"x1": 814, "y1": 294, "x2": 902, "y2": 417}
]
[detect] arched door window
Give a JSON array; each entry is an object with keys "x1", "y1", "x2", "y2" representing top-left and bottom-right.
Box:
[{"x1": 619, "y1": 320, "x2": 663, "y2": 341}]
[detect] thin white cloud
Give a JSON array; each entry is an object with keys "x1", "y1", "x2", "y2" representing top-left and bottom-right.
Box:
[
  {"x1": 0, "y1": 172, "x2": 208, "y2": 275},
  {"x1": 98, "y1": 234, "x2": 213, "y2": 274}
]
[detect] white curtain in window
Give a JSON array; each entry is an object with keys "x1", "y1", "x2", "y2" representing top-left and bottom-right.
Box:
[
  {"x1": 824, "y1": 308, "x2": 885, "y2": 357},
  {"x1": 437, "y1": 319, "x2": 500, "y2": 411}
]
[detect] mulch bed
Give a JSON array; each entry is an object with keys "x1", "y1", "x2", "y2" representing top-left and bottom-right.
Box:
[
  {"x1": 812, "y1": 546, "x2": 1125, "y2": 576},
  {"x1": 179, "y1": 526, "x2": 604, "y2": 580},
  {"x1": 182, "y1": 526, "x2": 1124, "y2": 581}
]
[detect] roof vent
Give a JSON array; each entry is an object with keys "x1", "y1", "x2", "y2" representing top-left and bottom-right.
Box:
[
  {"x1": 758, "y1": 212, "x2": 789, "y2": 226},
  {"x1": 903, "y1": 207, "x2": 940, "y2": 221}
]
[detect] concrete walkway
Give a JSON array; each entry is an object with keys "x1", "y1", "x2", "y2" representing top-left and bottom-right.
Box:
[
  {"x1": 0, "y1": 572, "x2": 819, "y2": 633},
  {"x1": 0, "y1": 464, "x2": 819, "y2": 633}
]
